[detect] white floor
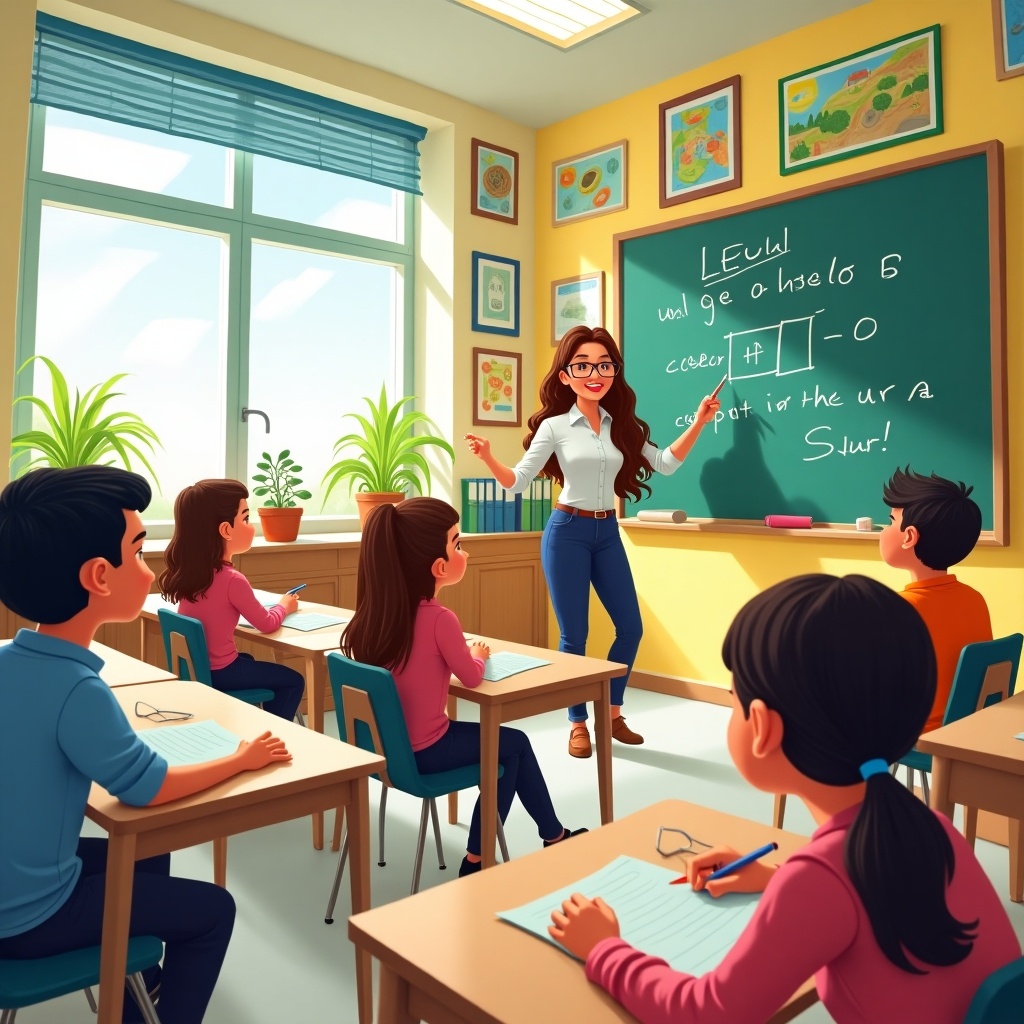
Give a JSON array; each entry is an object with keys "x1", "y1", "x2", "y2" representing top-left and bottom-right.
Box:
[{"x1": 22, "y1": 688, "x2": 1024, "y2": 1023}]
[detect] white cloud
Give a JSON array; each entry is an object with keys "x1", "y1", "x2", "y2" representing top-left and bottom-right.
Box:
[
  {"x1": 252, "y1": 267, "x2": 334, "y2": 321},
  {"x1": 124, "y1": 318, "x2": 213, "y2": 365}
]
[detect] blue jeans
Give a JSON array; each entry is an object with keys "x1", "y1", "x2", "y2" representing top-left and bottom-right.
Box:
[
  {"x1": 414, "y1": 720, "x2": 563, "y2": 855},
  {"x1": 0, "y1": 838, "x2": 235, "y2": 1024},
  {"x1": 210, "y1": 651, "x2": 304, "y2": 721},
  {"x1": 541, "y1": 510, "x2": 643, "y2": 722}
]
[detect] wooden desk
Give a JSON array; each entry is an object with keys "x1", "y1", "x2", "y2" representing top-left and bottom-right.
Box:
[
  {"x1": 89, "y1": 680, "x2": 383, "y2": 1024},
  {"x1": 0, "y1": 638, "x2": 177, "y2": 687},
  {"x1": 350, "y1": 798, "x2": 818, "y2": 1024},
  {"x1": 916, "y1": 690, "x2": 1024, "y2": 902},
  {"x1": 445, "y1": 639, "x2": 625, "y2": 869}
]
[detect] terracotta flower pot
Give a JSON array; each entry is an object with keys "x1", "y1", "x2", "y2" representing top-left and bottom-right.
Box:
[
  {"x1": 257, "y1": 506, "x2": 304, "y2": 542},
  {"x1": 354, "y1": 492, "x2": 406, "y2": 528}
]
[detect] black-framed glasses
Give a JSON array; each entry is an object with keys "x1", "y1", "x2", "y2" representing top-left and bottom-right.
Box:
[
  {"x1": 134, "y1": 701, "x2": 193, "y2": 723},
  {"x1": 564, "y1": 360, "x2": 620, "y2": 379}
]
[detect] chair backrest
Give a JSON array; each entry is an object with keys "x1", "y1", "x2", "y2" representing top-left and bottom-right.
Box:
[
  {"x1": 325, "y1": 651, "x2": 424, "y2": 793},
  {"x1": 962, "y1": 954, "x2": 1024, "y2": 1024},
  {"x1": 156, "y1": 607, "x2": 214, "y2": 687},
  {"x1": 943, "y1": 634, "x2": 1024, "y2": 727}
]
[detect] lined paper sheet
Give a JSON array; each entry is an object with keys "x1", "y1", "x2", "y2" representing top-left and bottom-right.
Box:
[
  {"x1": 138, "y1": 720, "x2": 241, "y2": 766},
  {"x1": 240, "y1": 609, "x2": 347, "y2": 631},
  {"x1": 483, "y1": 652, "x2": 550, "y2": 681},
  {"x1": 498, "y1": 855, "x2": 759, "y2": 975}
]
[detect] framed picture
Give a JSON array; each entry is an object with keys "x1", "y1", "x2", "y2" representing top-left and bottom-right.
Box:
[
  {"x1": 551, "y1": 271, "x2": 604, "y2": 345},
  {"x1": 552, "y1": 140, "x2": 627, "y2": 226},
  {"x1": 992, "y1": 0, "x2": 1024, "y2": 79},
  {"x1": 659, "y1": 76, "x2": 742, "y2": 207},
  {"x1": 471, "y1": 139, "x2": 519, "y2": 224},
  {"x1": 471, "y1": 251, "x2": 520, "y2": 336},
  {"x1": 779, "y1": 25, "x2": 942, "y2": 175},
  {"x1": 472, "y1": 347, "x2": 522, "y2": 427}
]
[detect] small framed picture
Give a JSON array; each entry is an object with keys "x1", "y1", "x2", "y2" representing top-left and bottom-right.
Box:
[
  {"x1": 471, "y1": 139, "x2": 519, "y2": 224},
  {"x1": 992, "y1": 0, "x2": 1024, "y2": 79},
  {"x1": 552, "y1": 140, "x2": 627, "y2": 226},
  {"x1": 551, "y1": 271, "x2": 604, "y2": 345},
  {"x1": 779, "y1": 25, "x2": 942, "y2": 175},
  {"x1": 660, "y1": 76, "x2": 741, "y2": 208},
  {"x1": 472, "y1": 251, "x2": 520, "y2": 336},
  {"x1": 472, "y1": 347, "x2": 522, "y2": 427}
]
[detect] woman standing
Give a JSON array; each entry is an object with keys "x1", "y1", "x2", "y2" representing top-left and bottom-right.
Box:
[{"x1": 466, "y1": 325, "x2": 719, "y2": 757}]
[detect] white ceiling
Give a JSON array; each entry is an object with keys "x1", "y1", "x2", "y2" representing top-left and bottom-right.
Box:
[{"x1": 173, "y1": 0, "x2": 870, "y2": 128}]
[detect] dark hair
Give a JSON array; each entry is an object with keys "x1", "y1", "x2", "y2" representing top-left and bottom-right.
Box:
[
  {"x1": 0, "y1": 466, "x2": 151, "y2": 624},
  {"x1": 341, "y1": 497, "x2": 459, "y2": 672},
  {"x1": 524, "y1": 326, "x2": 654, "y2": 503},
  {"x1": 159, "y1": 479, "x2": 248, "y2": 603},
  {"x1": 722, "y1": 574, "x2": 977, "y2": 974},
  {"x1": 882, "y1": 466, "x2": 982, "y2": 571}
]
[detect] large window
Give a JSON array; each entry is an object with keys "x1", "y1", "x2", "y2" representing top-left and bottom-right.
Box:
[{"x1": 16, "y1": 105, "x2": 414, "y2": 528}]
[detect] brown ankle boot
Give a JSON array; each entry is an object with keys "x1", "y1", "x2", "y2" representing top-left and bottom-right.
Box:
[
  {"x1": 611, "y1": 715, "x2": 644, "y2": 745},
  {"x1": 568, "y1": 722, "x2": 592, "y2": 758}
]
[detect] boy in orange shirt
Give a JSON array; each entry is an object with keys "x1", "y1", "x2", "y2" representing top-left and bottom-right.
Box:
[{"x1": 880, "y1": 466, "x2": 992, "y2": 734}]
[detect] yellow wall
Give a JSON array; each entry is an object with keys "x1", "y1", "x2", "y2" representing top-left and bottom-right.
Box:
[{"x1": 534, "y1": 0, "x2": 1024, "y2": 687}]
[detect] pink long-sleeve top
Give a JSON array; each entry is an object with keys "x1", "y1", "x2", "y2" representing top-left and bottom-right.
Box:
[
  {"x1": 390, "y1": 599, "x2": 485, "y2": 751},
  {"x1": 178, "y1": 564, "x2": 288, "y2": 670},
  {"x1": 586, "y1": 805, "x2": 1020, "y2": 1024}
]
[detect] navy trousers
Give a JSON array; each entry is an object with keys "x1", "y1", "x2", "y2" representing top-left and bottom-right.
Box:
[
  {"x1": 210, "y1": 651, "x2": 304, "y2": 721},
  {"x1": 0, "y1": 838, "x2": 235, "y2": 1024}
]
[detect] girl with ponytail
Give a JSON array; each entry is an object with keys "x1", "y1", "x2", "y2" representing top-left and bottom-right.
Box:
[
  {"x1": 548, "y1": 574, "x2": 1018, "y2": 1023},
  {"x1": 342, "y1": 497, "x2": 585, "y2": 877}
]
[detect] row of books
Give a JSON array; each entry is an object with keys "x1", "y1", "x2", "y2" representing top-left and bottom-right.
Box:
[{"x1": 460, "y1": 477, "x2": 553, "y2": 533}]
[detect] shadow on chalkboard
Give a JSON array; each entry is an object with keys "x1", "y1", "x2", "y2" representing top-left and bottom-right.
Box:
[{"x1": 700, "y1": 401, "x2": 828, "y2": 525}]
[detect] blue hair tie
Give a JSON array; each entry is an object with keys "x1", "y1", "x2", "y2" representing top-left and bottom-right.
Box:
[{"x1": 859, "y1": 758, "x2": 889, "y2": 780}]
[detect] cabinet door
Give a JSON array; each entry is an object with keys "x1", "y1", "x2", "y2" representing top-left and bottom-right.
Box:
[{"x1": 476, "y1": 561, "x2": 545, "y2": 645}]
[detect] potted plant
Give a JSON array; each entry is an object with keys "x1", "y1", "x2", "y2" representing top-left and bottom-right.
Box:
[
  {"x1": 9, "y1": 355, "x2": 161, "y2": 482},
  {"x1": 252, "y1": 449, "x2": 312, "y2": 542},
  {"x1": 321, "y1": 383, "x2": 455, "y2": 527}
]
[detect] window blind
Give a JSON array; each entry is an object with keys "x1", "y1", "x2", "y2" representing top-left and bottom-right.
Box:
[{"x1": 32, "y1": 13, "x2": 427, "y2": 195}]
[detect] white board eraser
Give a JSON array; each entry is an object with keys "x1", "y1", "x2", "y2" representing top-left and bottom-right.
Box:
[{"x1": 636, "y1": 509, "x2": 687, "y2": 524}]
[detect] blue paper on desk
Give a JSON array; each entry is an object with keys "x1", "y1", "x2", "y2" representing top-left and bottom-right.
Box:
[
  {"x1": 240, "y1": 606, "x2": 347, "y2": 631},
  {"x1": 498, "y1": 854, "x2": 759, "y2": 976},
  {"x1": 483, "y1": 652, "x2": 550, "y2": 681},
  {"x1": 138, "y1": 720, "x2": 241, "y2": 766}
]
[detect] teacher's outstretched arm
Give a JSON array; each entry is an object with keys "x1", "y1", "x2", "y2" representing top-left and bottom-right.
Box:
[
  {"x1": 668, "y1": 395, "x2": 721, "y2": 463},
  {"x1": 464, "y1": 432, "x2": 516, "y2": 489}
]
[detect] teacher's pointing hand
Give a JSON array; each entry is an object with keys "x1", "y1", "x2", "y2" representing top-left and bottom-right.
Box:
[
  {"x1": 464, "y1": 432, "x2": 491, "y2": 460},
  {"x1": 696, "y1": 395, "x2": 722, "y2": 425}
]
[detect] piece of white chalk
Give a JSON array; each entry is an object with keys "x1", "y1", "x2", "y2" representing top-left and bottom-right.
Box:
[
  {"x1": 636, "y1": 509, "x2": 687, "y2": 524},
  {"x1": 856, "y1": 517, "x2": 874, "y2": 531}
]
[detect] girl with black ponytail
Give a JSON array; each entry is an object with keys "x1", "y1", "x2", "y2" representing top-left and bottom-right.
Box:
[{"x1": 549, "y1": 574, "x2": 1018, "y2": 1023}]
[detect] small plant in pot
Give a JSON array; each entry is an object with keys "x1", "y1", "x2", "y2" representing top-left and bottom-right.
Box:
[
  {"x1": 321, "y1": 383, "x2": 455, "y2": 527},
  {"x1": 252, "y1": 449, "x2": 312, "y2": 542}
]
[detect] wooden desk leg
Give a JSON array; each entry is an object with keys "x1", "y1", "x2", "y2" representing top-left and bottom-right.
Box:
[
  {"x1": 332, "y1": 806, "x2": 345, "y2": 853},
  {"x1": 479, "y1": 704, "x2": 500, "y2": 869},
  {"x1": 1009, "y1": 817, "x2": 1023, "y2": 904},
  {"x1": 447, "y1": 694, "x2": 459, "y2": 825},
  {"x1": 213, "y1": 837, "x2": 227, "y2": 887},
  {"x1": 963, "y1": 806, "x2": 979, "y2": 849},
  {"x1": 97, "y1": 833, "x2": 137, "y2": 1024},
  {"x1": 377, "y1": 963, "x2": 415, "y2": 1024},
  {"x1": 348, "y1": 777, "x2": 373, "y2": 1024},
  {"x1": 929, "y1": 756, "x2": 954, "y2": 821},
  {"x1": 773, "y1": 794, "x2": 787, "y2": 829},
  {"x1": 592, "y1": 679, "x2": 613, "y2": 825},
  {"x1": 304, "y1": 655, "x2": 325, "y2": 850}
]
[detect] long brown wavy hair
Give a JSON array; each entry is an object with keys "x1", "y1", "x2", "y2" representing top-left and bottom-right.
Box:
[
  {"x1": 158, "y1": 479, "x2": 248, "y2": 603},
  {"x1": 340, "y1": 497, "x2": 459, "y2": 672},
  {"x1": 524, "y1": 325, "x2": 654, "y2": 502}
]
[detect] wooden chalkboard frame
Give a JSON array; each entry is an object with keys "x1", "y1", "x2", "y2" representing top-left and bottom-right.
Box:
[{"x1": 612, "y1": 141, "x2": 1007, "y2": 544}]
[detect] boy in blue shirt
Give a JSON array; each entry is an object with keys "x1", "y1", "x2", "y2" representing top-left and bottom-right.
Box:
[{"x1": 0, "y1": 466, "x2": 291, "y2": 1023}]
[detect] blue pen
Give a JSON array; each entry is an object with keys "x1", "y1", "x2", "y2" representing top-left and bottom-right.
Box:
[
  {"x1": 704, "y1": 841, "x2": 778, "y2": 882},
  {"x1": 285, "y1": 584, "x2": 307, "y2": 595}
]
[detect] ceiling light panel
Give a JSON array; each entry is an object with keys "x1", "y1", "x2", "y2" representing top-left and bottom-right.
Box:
[{"x1": 450, "y1": 0, "x2": 644, "y2": 49}]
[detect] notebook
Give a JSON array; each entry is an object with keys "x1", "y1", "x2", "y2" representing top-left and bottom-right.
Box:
[
  {"x1": 483, "y1": 651, "x2": 550, "y2": 681},
  {"x1": 240, "y1": 605, "x2": 347, "y2": 631},
  {"x1": 137, "y1": 720, "x2": 241, "y2": 766}
]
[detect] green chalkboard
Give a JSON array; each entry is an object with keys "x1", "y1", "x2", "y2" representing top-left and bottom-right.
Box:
[{"x1": 617, "y1": 143, "x2": 1006, "y2": 538}]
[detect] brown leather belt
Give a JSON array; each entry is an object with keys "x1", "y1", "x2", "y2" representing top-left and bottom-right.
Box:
[{"x1": 555, "y1": 502, "x2": 616, "y2": 519}]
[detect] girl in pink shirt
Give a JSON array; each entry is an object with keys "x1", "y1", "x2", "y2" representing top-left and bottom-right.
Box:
[
  {"x1": 341, "y1": 497, "x2": 585, "y2": 876},
  {"x1": 158, "y1": 479, "x2": 304, "y2": 721},
  {"x1": 549, "y1": 574, "x2": 1019, "y2": 1024}
]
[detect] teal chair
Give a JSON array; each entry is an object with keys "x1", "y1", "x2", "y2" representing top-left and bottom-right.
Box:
[
  {"x1": 0, "y1": 936, "x2": 163, "y2": 1022},
  {"x1": 895, "y1": 634, "x2": 1023, "y2": 811},
  {"x1": 963, "y1": 955, "x2": 1024, "y2": 1024},
  {"x1": 323, "y1": 652, "x2": 508, "y2": 921}
]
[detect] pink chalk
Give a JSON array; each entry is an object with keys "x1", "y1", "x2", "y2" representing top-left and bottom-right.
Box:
[{"x1": 764, "y1": 514, "x2": 812, "y2": 529}]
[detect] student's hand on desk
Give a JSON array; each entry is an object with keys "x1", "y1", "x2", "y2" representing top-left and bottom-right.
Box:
[
  {"x1": 548, "y1": 893, "x2": 620, "y2": 960},
  {"x1": 689, "y1": 845, "x2": 777, "y2": 897},
  {"x1": 464, "y1": 432, "x2": 491, "y2": 461},
  {"x1": 279, "y1": 592, "x2": 299, "y2": 615},
  {"x1": 237, "y1": 731, "x2": 293, "y2": 771},
  {"x1": 470, "y1": 641, "x2": 491, "y2": 661},
  {"x1": 695, "y1": 395, "x2": 721, "y2": 425}
]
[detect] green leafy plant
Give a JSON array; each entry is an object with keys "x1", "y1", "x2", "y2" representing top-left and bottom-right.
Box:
[
  {"x1": 321, "y1": 383, "x2": 455, "y2": 504},
  {"x1": 9, "y1": 355, "x2": 161, "y2": 482},
  {"x1": 252, "y1": 450, "x2": 312, "y2": 508}
]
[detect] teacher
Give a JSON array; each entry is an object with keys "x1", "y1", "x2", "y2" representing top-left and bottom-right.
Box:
[{"x1": 466, "y1": 325, "x2": 720, "y2": 758}]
